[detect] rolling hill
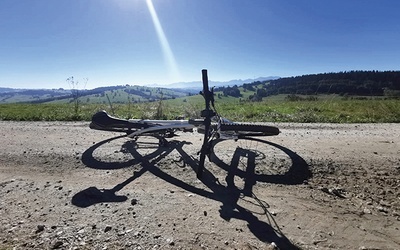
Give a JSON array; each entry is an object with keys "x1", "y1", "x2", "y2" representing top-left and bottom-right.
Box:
[
  {"x1": 2, "y1": 71, "x2": 399, "y2": 104},
  {"x1": 0, "y1": 77, "x2": 277, "y2": 104}
]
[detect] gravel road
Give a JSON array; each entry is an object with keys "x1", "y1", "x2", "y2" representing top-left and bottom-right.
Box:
[{"x1": 0, "y1": 121, "x2": 399, "y2": 249}]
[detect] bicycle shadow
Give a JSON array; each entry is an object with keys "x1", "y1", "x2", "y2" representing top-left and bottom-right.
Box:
[
  {"x1": 74, "y1": 135, "x2": 179, "y2": 207},
  {"x1": 210, "y1": 138, "x2": 312, "y2": 185},
  {"x1": 75, "y1": 135, "x2": 310, "y2": 249},
  {"x1": 71, "y1": 168, "x2": 146, "y2": 208}
]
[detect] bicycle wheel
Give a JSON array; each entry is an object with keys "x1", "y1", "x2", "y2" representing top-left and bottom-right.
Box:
[
  {"x1": 220, "y1": 123, "x2": 280, "y2": 137},
  {"x1": 210, "y1": 138, "x2": 311, "y2": 185}
]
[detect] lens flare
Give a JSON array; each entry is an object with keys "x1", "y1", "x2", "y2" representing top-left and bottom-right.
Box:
[{"x1": 146, "y1": 0, "x2": 180, "y2": 82}]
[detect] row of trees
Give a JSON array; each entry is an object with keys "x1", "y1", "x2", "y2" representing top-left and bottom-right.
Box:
[
  {"x1": 215, "y1": 85, "x2": 242, "y2": 97},
  {"x1": 249, "y1": 70, "x2": 400, "y2": 101},
  {"x1": 263, "y1": 70, "x2": 400, "y2": 96},
  {"x1": 214, "y1": 71, "x2": 400, "y2": 101}
]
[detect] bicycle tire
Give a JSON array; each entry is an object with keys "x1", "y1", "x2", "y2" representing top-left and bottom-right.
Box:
[{"x1": 220, "y1": 123, "x2": 280, "y2": 137}]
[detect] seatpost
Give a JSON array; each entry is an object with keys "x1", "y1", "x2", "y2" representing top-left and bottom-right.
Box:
[{"x1": 197, "y1": 69, "x2": 215, "y2": 178}]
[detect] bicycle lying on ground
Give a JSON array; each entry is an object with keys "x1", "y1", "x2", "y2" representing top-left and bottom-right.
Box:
[{"x1": 90, "y1": 69, "x2": 280, "y2": 178}]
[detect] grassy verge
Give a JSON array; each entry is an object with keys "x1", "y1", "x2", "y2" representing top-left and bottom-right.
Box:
[{"x1": 1, "y1": 95, "x2": 399, "y2": 123}]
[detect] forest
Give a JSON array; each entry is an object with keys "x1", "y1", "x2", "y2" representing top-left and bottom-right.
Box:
[{"x1": 218, "y1": 71, "x2": 400, "y2": 101}]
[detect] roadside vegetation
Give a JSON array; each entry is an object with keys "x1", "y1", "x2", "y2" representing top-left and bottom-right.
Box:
[{"x1": 1, "y1": 94, "x2": 399, "y2": 123}]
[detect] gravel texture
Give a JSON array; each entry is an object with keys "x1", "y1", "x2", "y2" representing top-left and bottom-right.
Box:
[{"x1": 0, "y1": 121, "x2": 399, "y2": 249}]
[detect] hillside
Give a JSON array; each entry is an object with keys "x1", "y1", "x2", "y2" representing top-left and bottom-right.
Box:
[
  {"x1": 0, "y1": 77, "x2": 275, "y2": 104},
  {"x1": 0, "y1": 88, "x2": 72, "y2": 103},
  {"x1": 2, "y1": 71, "x2": 400, "y2": 104},
  {"x1": 0, "y1": 85, "x2": 192, "y2": 104},
  {"x1": 58, "y1": 85, "x2": 191, "y2": 105},
  {"x1": 246, "y1": 70, "x2": 400, "y2": 101}
]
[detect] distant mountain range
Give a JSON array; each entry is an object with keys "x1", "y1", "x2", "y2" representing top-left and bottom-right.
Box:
[{"x1": 158, "y1": 76, "x2": 280, "y2": 90}]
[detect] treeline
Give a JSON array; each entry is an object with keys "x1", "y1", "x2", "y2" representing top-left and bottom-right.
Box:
[
  {"x1": 255, "y1": 70, "x2": 400, "y2": 98},
  {"x1": 215, "y1": 85, "x2": 242, "y2": 97},
  {"x1": 0, "y1": 89, "x2": 68, "y2": 98},
  {"x1": 216, "y1": 71, "x2": 400, "y2": 100},
  {"x1": 124, "y1": 89, "x2": 155, "y2": 101}
]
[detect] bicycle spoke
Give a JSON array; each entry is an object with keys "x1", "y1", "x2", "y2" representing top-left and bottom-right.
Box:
[{"x1": 212, "y1": 138, "x2": 292, "y2": 178}]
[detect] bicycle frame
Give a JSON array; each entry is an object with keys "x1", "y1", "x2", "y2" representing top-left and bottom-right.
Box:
[{"x1": 125, "y1": 119, "x2": 194, "y2": 138}]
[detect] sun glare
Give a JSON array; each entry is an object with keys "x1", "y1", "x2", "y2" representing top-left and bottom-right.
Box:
[{"x1": 146, "y1": 0, "x2": 181, "y2": 82}]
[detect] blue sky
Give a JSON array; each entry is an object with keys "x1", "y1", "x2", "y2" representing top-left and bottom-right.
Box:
[{"x1": 1, "y1": 0, "x2": 400, "y2": 89}]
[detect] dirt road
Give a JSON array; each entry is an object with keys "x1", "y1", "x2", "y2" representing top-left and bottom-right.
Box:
[{"x1": 0, "y1": 121, "x2": 399, "y2": 249}]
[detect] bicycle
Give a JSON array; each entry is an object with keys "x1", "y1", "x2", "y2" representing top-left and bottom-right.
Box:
[{"x1": 90, "y1": 69, "x2": 280, "y2": 178}]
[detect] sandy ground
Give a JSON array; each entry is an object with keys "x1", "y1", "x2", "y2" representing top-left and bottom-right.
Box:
[{"x1": 0, "y1": 121, "x2": 399, "y2": 250}]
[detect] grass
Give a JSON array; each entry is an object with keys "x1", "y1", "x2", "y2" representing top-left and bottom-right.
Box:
[{"x1": 0, "y1": 95, "x2": 399, "y2": 123}]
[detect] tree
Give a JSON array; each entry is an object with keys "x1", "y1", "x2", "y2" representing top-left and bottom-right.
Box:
[{"x1": 222, "y1": 85, "x2": 242, "y2": 97}]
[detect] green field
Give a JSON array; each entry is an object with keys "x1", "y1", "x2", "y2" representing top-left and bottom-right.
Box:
[{"x1": 1, "y1": 93, "x2": 399, "y2": 123}]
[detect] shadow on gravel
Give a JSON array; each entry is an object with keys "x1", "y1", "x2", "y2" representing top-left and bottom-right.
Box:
[
  {"x1": 76, "y1": 135, "x2": 310, "y2": 249},
  {"x1": 72, "y1": 168, "x2": 146, "y2": 208},
  {"x1": 210, "y1": 138, "x2": 312, "y2": 185},
  {"x1": 81, "y1": 135, "x2": 173, "y2": 170}
]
